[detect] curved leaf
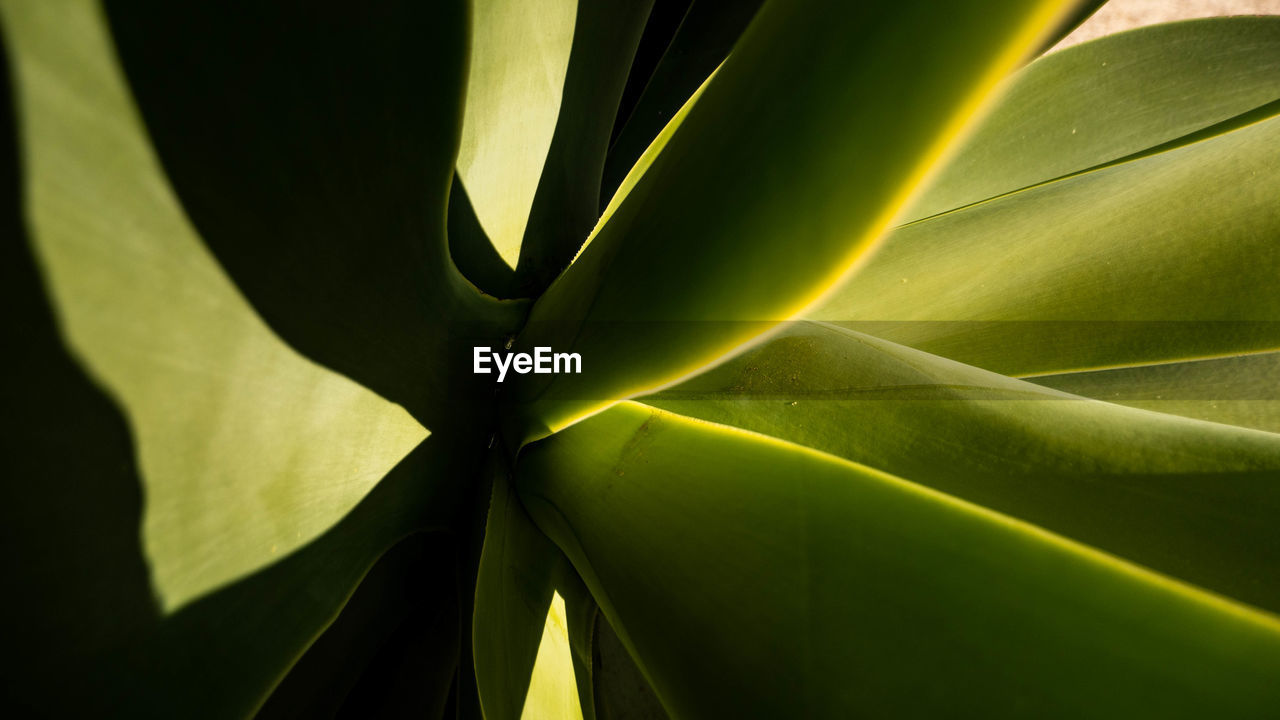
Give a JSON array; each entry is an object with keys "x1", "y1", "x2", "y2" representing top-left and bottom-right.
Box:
[
  {"x1": 474, "y1": 465, "x2": 568, "y2": 720},
  {"x1": 449, "y1": 175, "x2": 525, "y2": 299},
  {"x1": 514, "y1": 0, "x2": 655, "y2": 293},
  {"x1": 103, "y1": 0, "x2": 523, "y2": 430},
  {"x1": 812, "y1": 20, "x2": 1280, "y2": 376},
  {"x1": 1, "y1": 30, "x2": 153, "y2": 712},
  {"x1": 646, "y1": 321, "x2": 1280, "y2": 612},
  {"x1": 904, "y1": 16, "x2": 1280, "y2": 222},
  {"x1": 474, "y1": 452, "x2": 592, "y2": 720},
  {"x1": 518, "y1": 401, "x2": 1280, "y2": 718},
  {"x1": 1, "y1": 0, "x2": 436, "y2": 609},
  {"x1": 507, "y1": 0, "x2": 1079, "y2": 442},
  {"x1": 120, "y1": 442, "x2": 463, "y2": 718},
  {"x1": 600, "y1": 0, "x2": 764, "y2": 206},
  {"x1": 458, "y1": 0, "x2": 577, "y2": 268}
]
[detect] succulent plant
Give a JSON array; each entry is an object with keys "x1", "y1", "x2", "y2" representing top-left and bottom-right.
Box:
[{"x1": 3, "y1": 0, "x2": 1280, "y2": 717}]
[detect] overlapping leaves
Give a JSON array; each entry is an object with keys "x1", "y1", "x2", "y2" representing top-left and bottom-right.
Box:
[{"x1": 4, "y1": 0, "x2": 1280, "y2": 718}]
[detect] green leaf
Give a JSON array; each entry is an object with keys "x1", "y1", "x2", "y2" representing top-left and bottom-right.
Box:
[
  {"x1": 592, "y1": 613, "x2": 669, "y2": 720},
  {"x1": 560, "y1": 568, "x2": 601, "y2": 720},
  {"x1": 1, "y1": 0, "x2": 437, "y2": 610},
  {"x1": 258, "y1": 534, "x2": 459, "y2": 719},
  {"x1": 646, "y1": 321, "x2": 1280, "y2": 613},
  {"x1": 600, "y1": 0, "x2": 764, "y2": 206},
  {"x1": 3, "y1": 302, "x2": 463, "y2": 718},
  {"x1": 514, "y1": 0, "x2": 656, "y2": 292},
  {"x1": 474, "y1": 466, "x2": 564, "y2": 720},
  {"x1": 522, "y1": 591, "x2": 586, "y2": 720},
  {"x1": 517, "y1": 401, "x2": 1280, "y2": 718},
  {"x1": 123, "y1": 443, "x2": 464, "y2": 718},
  {"x1": 101, "y1": 0, "x2": 523, "y2": 430},
  {"x1": 450, "y1": 175, "x2": 524, "y2": 299},
  {"x1": 458, "y1": 0, "x2": 578, "y2": 269},
  {"x1": 600, "y1": 0, "x2": 1098, "y2": 208},
  {"x1": 506, "y1": 0, "x2": 1080, "y2": 441},
  {"x1": 1027, "y1": 351, "x2": 1280, "y2": 434},
  {"x1": 474, "y1": 459, "x2": 588, "y2": 720},
  {"x1": 812, "y1": 19, "x2": 1280, "y2": 376},
  {"x1": 2, "y1": 36, "x2": 154, "y2": 714},
  {"x1": 907, "y1": 17, "x2": 1280, "y2": 222}
]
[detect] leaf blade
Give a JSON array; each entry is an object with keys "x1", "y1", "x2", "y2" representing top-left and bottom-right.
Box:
[
  {"x1": 103, "y1": 0, "x2": 523, "y2": 429},
  {"x1": 811, "y1": 19, "x2": 1280, "y2": 376},
  {"x1": 507, "y1": 0, "x2": 1080, "y2": 441},
  {"x1": 646, "y1": 321, "x2": 1280, "y2": 613},
  {"x1": 518, "y1": 401, "x2": 1280, "y2": 718},
  {"x1": 1, "y1": 0, "x2": 435, "y2": 610},
  {"x1": 458, "y1": 0, "x2": 578, "y2": 268}
]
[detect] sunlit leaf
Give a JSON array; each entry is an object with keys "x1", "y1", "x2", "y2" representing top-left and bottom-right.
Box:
[
  {"x1": 103, "y1": 0, "x2": 523, "y2": 430},
  {"x1": 458, "y1": 0, "x2": 577, "y2": 268},
  {"x1": 600, "y1": 0, "x2": 763, "y2": 205},
  {"x1": 507, "y1": 0, "x2": 1077, "y2": 441},
  {"x1": 474, "y1": 467, "x2": 567, "y2": 720},
  {"x1": 903, "y1": 16, "x2": 1280, "y2": 222},
  {"x1": 1, "y1": 0, "x2": 431, "y2": 609},
  {"x1": 521, "y1": 592, "x2": 585, "y2": 720},
  {"x1": 646, "y1": 321, "x2": 1280, "y2": 612},
  {"x1": 515, "y1": 0, "x2": 655, "y2": 292},
  {"x1": 813, "y1": 19, "x2": 1280, "y2": 376},
  {"x1": 518, "y1": 401, "x2": 1280, "y2": 717}
]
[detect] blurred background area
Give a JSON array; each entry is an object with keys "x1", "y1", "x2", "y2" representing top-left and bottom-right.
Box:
[{"x1": 1054, "y1": 0, "x2": 1280, "y2": 50}]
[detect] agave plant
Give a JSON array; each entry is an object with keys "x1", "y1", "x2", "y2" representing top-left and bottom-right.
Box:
[{"x1": 4, "y1": 0, "x2": 1280, "y2": 716}]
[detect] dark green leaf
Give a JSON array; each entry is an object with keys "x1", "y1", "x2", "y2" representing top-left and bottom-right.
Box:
[
  {"x1": 2, "y1": 0, "x2": 436, "y2": 608},
  {"x1": 474, "y1": 460, "x2": 586, "y2": 719},
  {"x1": 0, "y1": 6, "x2": 480, "y2": 715},
  {"x1": 449, "y1": 175, "x2": 524, "y2": 299},
  {"x1": 257, "y1": 534, "x2": 459, "y2": 720},
  {"x1": 592, "y1": 612, "x2": 668, "y2": 720},
  {"x1": 562, "y1": 568, "x2": 601, "y2": 720},
  {"x1": 600, "y1": 0, "x2": 764, "y2": 209},
  {"x1": 515, "y1": 0, "x2": 656, "y2": 293},
  {"x1": 104, "y1": 0, "x2": 524, "y2": 430}
]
